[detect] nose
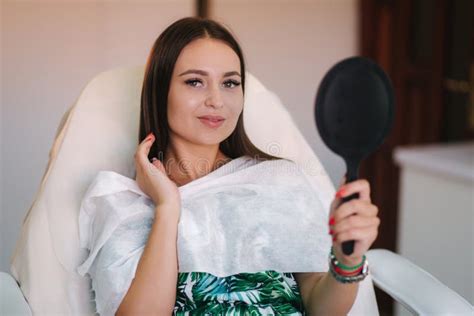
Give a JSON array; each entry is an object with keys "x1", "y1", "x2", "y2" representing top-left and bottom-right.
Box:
[{"x1": 204, "y1": 85, "x2": 224, "y2": 109}]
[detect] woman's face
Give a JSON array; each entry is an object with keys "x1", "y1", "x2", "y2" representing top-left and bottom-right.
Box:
[{"x1": 167, "y1": 38, "x2": 243, "y2": 147}]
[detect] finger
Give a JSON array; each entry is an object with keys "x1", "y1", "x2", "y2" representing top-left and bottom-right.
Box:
[
  {"x1": 331, "y1": 215, "x2": 380, "y2": 235},
  {"x1": 149, "y1": 157, "x2": 159, "y2": 171},
  {"x1": 330, "y1": 175, "x2": 349, "y2": 212},
  {"x1": 331, "y1": 200, "x2": 379, "y2": 224},
  {"x1": 337, "y1": 179, "x2": 371, "y2": 202},
  {"x1": 151, "y1": 157, "x2": 166, "y2": 173},
  {"x1": 333, "y1": 226, "x2": 379, "y2": 244},
  {"x1": 330, "y1": 175, "x2": 346, "y2": 211},
  {"x1": 135, "y1": 132, "x2": 155, "y2": 166},
  {"x1": 146, "y1": 156, "x2": 167, "y2": 177}
]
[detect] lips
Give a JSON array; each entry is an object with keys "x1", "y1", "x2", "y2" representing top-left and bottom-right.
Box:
[
  {"x1": 198, "y1": 116, "x2": 225, "y2": 128},
  {"x1": 198, "y1": 115, "x2": 225, "y2": 121}
]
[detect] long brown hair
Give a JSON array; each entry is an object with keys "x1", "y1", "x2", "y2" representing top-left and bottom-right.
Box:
[{"x1": 139, "y1": 17, "x2": 282, "y2": 163}]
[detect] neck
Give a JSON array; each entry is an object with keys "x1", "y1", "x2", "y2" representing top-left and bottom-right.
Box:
[{"x1": 164, "y1": 142, "x2": 231, "y2": 187}]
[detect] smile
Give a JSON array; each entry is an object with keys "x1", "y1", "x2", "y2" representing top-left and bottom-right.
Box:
[{"x1": 198, "y1": 117, "x2": 225, "y2": 128}]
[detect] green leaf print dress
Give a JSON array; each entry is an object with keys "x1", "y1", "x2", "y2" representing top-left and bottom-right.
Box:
[{"x1": 173, "y1": 270, "x2": 306, "y2": 315}]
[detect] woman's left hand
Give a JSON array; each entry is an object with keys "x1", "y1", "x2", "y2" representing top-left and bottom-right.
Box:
[{"x1": 328, "y1": 176, "x2": 380, "y2": 266}]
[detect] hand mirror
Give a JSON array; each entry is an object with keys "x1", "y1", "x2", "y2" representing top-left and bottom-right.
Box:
[{"x1": 314, "y1": 56, "x2": 395, "y2": 255}]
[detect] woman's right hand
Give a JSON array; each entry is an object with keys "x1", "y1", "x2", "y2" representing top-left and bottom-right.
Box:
[{"x1": 135, "y1": 132, "x2": 180, "y2": 218}]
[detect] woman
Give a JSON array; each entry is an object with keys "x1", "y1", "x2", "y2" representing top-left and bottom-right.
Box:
[{"x1": 78, "y1": 17, "x2": 379, "y2": 315}]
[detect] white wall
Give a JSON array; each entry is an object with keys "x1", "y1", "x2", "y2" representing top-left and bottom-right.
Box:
[
  {"x1": 211, "y1": 0, "x2": 357, "y2": 185},
  {"x1": 0, "y1": 0, "x2": 4, "y2": 273},
  {"x1": 0, "y1": 0, "x2": 358, "y2": 272},
  {"x1": 1, "y1": 0, "x2": 195, "y2": 272}
]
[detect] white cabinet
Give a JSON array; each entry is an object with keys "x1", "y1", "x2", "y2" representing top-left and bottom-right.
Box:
[{"x1": 394, "y1": 142, "x2": 474, "y2": 314}]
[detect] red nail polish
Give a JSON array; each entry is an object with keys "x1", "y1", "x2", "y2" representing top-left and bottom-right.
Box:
[
  {"x1": 335, "y1": 188, "x2": 345, "y2": 198},
  {"x1": 329, "y1": 217, "x2": 335, "y2": 226},
  {"x1": 329, "y1": 229, "x2": 334, "y2": 235},
  {"x1": 332, "y1": 236, "x2": 336, "y2": 242}
]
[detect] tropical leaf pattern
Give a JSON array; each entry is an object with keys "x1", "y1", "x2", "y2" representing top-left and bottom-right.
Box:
[{"x1": 173, "y1": 270, "x2": 306, "y2": 315}]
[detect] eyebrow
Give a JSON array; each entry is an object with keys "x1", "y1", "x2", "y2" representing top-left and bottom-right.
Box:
[{"x1": 178, "y1": 69, "x2": 241, "y2": 77}]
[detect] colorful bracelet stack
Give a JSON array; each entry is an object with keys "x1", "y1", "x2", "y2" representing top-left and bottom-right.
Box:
[{"x1": 328, "y1": 246, "x2": 369, "y2": 284}]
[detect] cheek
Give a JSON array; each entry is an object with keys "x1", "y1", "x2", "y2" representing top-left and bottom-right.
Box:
[
  {"x1": 167, "y1": 92, "x2": 201, "y2": 127},
  {"x1": 226, "y1": 93, "x2": 244, "y2": 119}
]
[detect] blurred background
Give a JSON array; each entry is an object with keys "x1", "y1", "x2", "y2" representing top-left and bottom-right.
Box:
[{"x1": 1, "y1": 0, "x2": 472, "y2": 314}]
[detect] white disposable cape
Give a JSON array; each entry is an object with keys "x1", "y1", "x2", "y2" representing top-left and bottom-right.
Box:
[{"x1": 77, "y1": 155, "x2": 331, "y2": 315}]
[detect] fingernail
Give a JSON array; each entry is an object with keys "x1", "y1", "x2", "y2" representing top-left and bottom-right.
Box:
[
  {"x1": 332, "y1": 236, "x2": 336, "y2": 242},
  {"x1": 145, "y1": 132, "x2": 154, "y2": 141},
  {"x1": 329, "y1": 217, "x2": 335, "y2": 225},
  {"x1": 329, "y1": 229, "x2": 334, "y2": 235},
  {"x1": 335, "y1": 188, "x2": 345, "y2": 198}
]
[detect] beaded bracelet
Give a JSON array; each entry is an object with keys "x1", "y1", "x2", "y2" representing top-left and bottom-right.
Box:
[
  {"x1": 328, "y1": 248, "x2": 369, "y2": 284},
  {"x1": 330, "y1": 246, "x2": 366, "y2": 271},
  {"x1": 333, "y1": 263, "x2": 363, "y2": 276},
  {"x1": 329, "y1": 263, "x2": 369, "y2": 284}
]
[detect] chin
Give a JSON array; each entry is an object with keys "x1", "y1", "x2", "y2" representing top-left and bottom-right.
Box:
[
  {"x1": 194, "y1": 129, "x2": 233, "y2": 145},
  {"x1": 195, "y1": 135, "x2": 228, "y2": 146}
]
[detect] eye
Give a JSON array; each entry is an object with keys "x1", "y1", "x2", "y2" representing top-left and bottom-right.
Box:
[
  {"x1": 223, "y1": 80, "x2": 241, "y2": 88},
  {"x1": 185, "y1": 79, "x2": 203, "y2": 87}
]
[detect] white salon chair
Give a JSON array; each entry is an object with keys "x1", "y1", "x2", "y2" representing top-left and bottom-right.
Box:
[{"x1": 1, "y1": 66, "x2": 472, "y2": 316}]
